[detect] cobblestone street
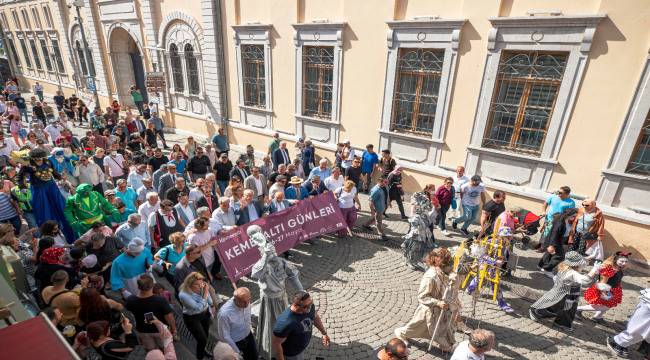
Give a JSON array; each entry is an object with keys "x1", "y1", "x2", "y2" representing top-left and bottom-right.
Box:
[{"x1": 60, "y1": 118, "x2": 650, "y2": 360}]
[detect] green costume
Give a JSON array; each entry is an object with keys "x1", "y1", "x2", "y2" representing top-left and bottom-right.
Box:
[{"x1": 64, "y1": 184, "x2": 119, "y2": 236}]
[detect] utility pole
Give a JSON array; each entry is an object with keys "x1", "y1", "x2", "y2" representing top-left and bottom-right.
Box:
[{"x1": 72, "y1": 0, "x2": 100, "y2": 108}]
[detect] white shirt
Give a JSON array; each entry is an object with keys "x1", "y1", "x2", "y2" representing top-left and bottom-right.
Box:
[
  {"x1": 450, "y1": 340, "x2": 484, "y2": 360},
  {"x1": 148, "y1": 209, "x2": 178, "y2": 228},
  {"x1": 188, "y1": 230, "x2": 214, "y2": 266},
  {"x1": 127, "y1": 170, "x2": 145, "y2": 191},
  {"x1": 217, "y1": 298, "x2": 252, "y2": 353},
  {"x1": 212, "y1": 207, "x2": 238, "y2": 229},
  {"x1": 254, "y1": 177, "x2": 263, "y2": 196},
  {"x1": 460, "y1": 183, "x2": 485, "y2": 207},
  {"x1": 453, "y1": 175, "x2": 470, "y2": 198},
  {"x1": 74, "y1": 162, "x2": 105, "y2": 186},
  {"x1": 336, "y1": 187, "x2": 357, "y2": 209},
  {"x1": 189, "y1": 187, "x2": 205, "y2": 203},
  {"x1": 585, "y1": 240, "x2": 604, "y2": 261},
  {"x1": 138, "y1": 201, "x2": 160, "y2": 224},
  {"x1": 324, "y1": 175, "x2": 344, "y2": 192},
  {"x1": 105, "y1": 154, "x2": 126, "y2": 177},
  {"x1": 44, "y1": 125, "x2": 62, "y2": 142},
  {"x1": 0, "y1": 138, "x2": 19, "y2": 157},
  {"x1": 185, "y1": 218, "x2": 222, "y2": 237}
]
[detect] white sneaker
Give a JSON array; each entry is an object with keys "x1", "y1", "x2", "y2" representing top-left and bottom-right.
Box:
[{"x1": 442, "y1": 230, "x2": 451, "y2": 236}]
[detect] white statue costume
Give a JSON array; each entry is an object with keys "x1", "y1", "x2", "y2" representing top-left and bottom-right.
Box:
[{"x1": 248, "y1": 225, "x2": 303, "y2": 359}]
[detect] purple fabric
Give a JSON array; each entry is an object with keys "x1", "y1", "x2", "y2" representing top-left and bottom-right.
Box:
[
  {"x1": 213, "y1": 192, "x2": 346, "y2": 282},
  {"x1": 435, "y1": 186, "x2": 453, "y2": 207},
  {"x1": 337, "y1": 206, "x2": 358, "y2": 236}
]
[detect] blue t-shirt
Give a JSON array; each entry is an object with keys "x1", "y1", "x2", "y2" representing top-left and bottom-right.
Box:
[
  {"x1": 545, "y1": 194, "x2": 575, "y2": 221},
  {"x1": 361, "y1": 151, "x2": 379, "y2": 174},
  {"x1": 170, "y1": 159, "x2": 187, "y2": 174},
  {"x1": 116, "y1": 188, "x2": 138, "y2": 212},
  {"x1": 154, "y1": 244, "x2": 186, "y2": 275},
  {"x1": 273, "y1": 305, "x2": 316, "y2": 356}
]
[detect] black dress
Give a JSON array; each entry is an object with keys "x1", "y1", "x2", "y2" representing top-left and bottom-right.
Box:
[{"x1": 387, "y1": 173, "x2": 406, "y2": 218}]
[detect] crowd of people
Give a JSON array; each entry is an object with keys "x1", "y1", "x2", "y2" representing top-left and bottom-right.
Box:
[{"x1": 0, "y1": 82, "x2": 647, "y2": 360}]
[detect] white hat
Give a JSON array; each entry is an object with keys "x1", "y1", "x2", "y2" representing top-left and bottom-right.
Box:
[
  {"x1": 81, "y1": 254, "x2": 98, "y2": 269},
  {"x1": 127, "y1": 238, "x2": 145, "y2": 254}
]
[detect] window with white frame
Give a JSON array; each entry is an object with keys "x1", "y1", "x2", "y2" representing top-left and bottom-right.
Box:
[
  {"x1": 42, "y1": 6, "x2": 53, "y2": 29},
  {"x1": 627, "y1": 113, "x2": 650, "y2": 175},
  {"x1": 39, "y1": 38, "x2": 53, "y2": 71},
  {"x1": 464, "y1": 15, "x2": 604, "y2": 191},
  {"x1": 31, "y1": 8, "x2": 41, "y2": 29},
  {"x1": 292, "y1": 22, "x2": 345, "y2": 146},
  {"x1": 162, "y1": 19, "x2": 204, "y2": 114},
  {"x1": 241, "y1": 44, "x2": 266, "y2": 107},
  {"x1": 232, "y1": 23, "x2": 273, "y2": 129}
]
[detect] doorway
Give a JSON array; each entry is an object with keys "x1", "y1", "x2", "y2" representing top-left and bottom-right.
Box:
[{"x1": 109, "y1": 28, "x2": 148, "y2": 106}]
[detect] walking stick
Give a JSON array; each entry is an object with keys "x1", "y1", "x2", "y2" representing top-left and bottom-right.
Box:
[{"x1": 428, "y1": 277, "x2": 455, "y2": 352}]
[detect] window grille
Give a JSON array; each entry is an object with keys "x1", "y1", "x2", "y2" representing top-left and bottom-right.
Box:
[
  {"x1": 19, "y1": 38, "x2": 31, "y2": 68},
  {"x1": 51, "y1": 39, "x2": 65, "y2": 73},
  {"x1": 7, "y1": 38, "x2": 21, "y2": 67},
  {"x1": 241, "y1": 44, "x2": 265, "y2": 107},
  {"x1": 169, "y1": 44, "x2": 184, "y2": 92},
  {"x1": 627, "y1": 113, "x2": 650, "y2": 175},
  {"x1": 390, "y1": 48, "x2": 444, "y2": 135},
  {"x1": 39, "y1": 38, "x2": 53, "y2": 71},
  {"x1": 29, "y1": 38, "x2": 42, "y2": 70},
  {"x1": 482, "y1": 51, "x2": 568, "y2": 155},
  {"x1": 302, "y1": 46, "x2": 334, "y2": 119},
  {"x1": 184, "y1": 44, "x2": 200, "y2": 95}
]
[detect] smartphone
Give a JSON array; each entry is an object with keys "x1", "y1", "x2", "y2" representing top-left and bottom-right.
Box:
[{"x1": 144, "y1": 312, "x2": 154, "y2": 323}]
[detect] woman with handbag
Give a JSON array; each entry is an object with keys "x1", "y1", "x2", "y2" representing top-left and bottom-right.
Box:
[
  {"x1": 387, "y1": 166, "x2": 407, "y2": 220},
  {"x1": 153, "y1": 232, "x2": 187, "y2": 288},
  {"x1": 568, "y1": 199, "x2": 605, "y2": 255}
]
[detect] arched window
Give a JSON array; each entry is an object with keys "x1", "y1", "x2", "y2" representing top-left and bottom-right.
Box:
[
  {"x1": 169, "y1": 43, "x2": 184, "y2": 92},
  {"x1": 184, "y1": 43, "x2": 200, "y2": 95}
]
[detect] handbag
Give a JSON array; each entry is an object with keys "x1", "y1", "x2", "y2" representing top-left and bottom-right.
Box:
[{"x1": 154, "y1": 246, "x2": 171, "y2": 276}]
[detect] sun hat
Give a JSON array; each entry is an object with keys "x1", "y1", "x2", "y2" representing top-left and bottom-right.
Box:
[
  {"x1": 289, "y1": 176, "x2": 303, "y2": 185},
  {"x1": 563, "y1": 251, "x2": 587, "y2": 267}
]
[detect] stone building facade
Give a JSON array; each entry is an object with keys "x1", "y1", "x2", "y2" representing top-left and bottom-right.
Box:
[{"x1": 1, "y1": 0, "x2": 649, "y2": 264}]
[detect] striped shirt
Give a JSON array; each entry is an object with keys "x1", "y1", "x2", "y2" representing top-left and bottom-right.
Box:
[{"x1": 0, "y1": 192, "x2": 18, "y2": 221}]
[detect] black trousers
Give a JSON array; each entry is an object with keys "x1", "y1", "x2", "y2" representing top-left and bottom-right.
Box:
[
  {"x1": 92, "y1": 183, "x2": 104, "y2": 195},
  {"x1": 183, "y1": 310, "x2": 212, "y2": 359},
  {"x1": 210, "y1": 250, "x2": 222, "y2": 278},
  {"x1": 235, "y1": 332, "x2": 259, "y2": 360}
]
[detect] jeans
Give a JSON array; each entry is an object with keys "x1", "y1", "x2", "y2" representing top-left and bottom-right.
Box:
[
  {"x1": 23, "y1": 211, "x2": 37, "y2": 229},
  {"x1": 456, "y1": 204, "x2": 479, "y2": 231},
  {"x1": 155, "y1": 129, "x2": 167, "y2": 147},
  {"x1": 36, "y1": 91, "x2": 44, "y2": 102},
  {"x1": 183, "y1": 310, "x2": 212, "y2": 359},
  {"x1": 217, "y1": 180, "x2": 228, "y2": 194},
  {"x1": 134, "y1": 101, "x2": 144, "y2": 115},
  {"x1": 437, "y1": 205, "x2": 450, "y2": 231},
  {"x1": 18, "y1": 108, "x2": 28, "y2": 122},
  {"x1": 235, "y1": 332, "x2": 259, "y2": 360}
]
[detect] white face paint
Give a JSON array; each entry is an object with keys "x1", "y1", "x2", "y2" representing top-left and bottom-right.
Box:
[{"x1": 616, "y1": 258, "x2": 629, "y2": 267}]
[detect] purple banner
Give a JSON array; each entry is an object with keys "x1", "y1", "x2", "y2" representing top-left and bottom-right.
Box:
[{"x1": 213, "y1": 192, "x2": 346, "y2": 282}]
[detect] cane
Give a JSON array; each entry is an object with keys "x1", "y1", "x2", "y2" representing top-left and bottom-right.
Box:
[{"x1": 427, "y1": 276, "x2": 455, "y2": 352}]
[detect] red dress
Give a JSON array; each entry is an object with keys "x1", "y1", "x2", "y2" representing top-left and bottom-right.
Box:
[{"x1": 583, "y1": 265, "x2": 623, "y2": 308}]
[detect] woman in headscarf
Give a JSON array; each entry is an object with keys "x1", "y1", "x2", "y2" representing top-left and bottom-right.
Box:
[
  {"x1": 33, "y1": 247, "x2": 78, "y2": 293},
  {"x1": 529, "y1": 251, "x2": 599, "y2": 331},
  {"x1": 394, "y1": 248, "x2": 459, "y2": 352},
  {"x1": 577, "y1": 251, "x2": 631, "y2": 324},
  {"x1": 401, "y1": 190, "x2": 435, "y2": 270},
  {"x1": 568, "y1": 199, "x2": 605, "y2": 255},
  {"x1": 387, "y1": 166, "x2": 407, "y2": 220}
]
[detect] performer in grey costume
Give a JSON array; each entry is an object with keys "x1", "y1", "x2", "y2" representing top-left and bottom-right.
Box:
[
  {"x1": 401, "y1": 191, "x2": 436, "y2": 270},
  {"x1": 248, "y1": 225, "x2": 303, "y2": 360}
]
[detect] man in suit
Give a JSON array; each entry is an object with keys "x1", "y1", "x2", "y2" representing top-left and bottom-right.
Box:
[
  {"x1": 157, "y1": 162, "x2": 179, "y2": 198},
  {"x1": 269, "y1": 191, "x2": 293, "y2": 214},
  {"x1": 174, "y1": 192, "x2": 197, "y2": 225},
  {"x1": 229, "y1": 158, "x2": 250, "y2": 181},
  {"x1": 244, "y1": 166, "x2": 268, "y2": 202},
  {"x1": 235, "y1": 189, "x2": 266, "y2": 226},
  {"x1": 285, "y1": 176, "x2": 306, "y2": 201},
  {"x1": 272, "y1": 141, "x2": 291, "y2": 170}
]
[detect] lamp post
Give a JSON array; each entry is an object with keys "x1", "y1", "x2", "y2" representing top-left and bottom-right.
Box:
[{"x1": 71, "y1": 0, "x2": 99, "y2": 108}]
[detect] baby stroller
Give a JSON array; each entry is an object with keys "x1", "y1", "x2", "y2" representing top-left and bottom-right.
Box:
[{"x1": 513, "y1": 209, "x2": 543, "y2": 250}]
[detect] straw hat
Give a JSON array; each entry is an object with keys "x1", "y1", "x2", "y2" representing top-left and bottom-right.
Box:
[{"x1": 289, "y1": 176, "x2": 303, "y2": 185}]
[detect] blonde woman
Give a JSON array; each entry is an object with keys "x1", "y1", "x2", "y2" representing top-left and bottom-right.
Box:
[
  {"x1": 179, "y1": 271, "x2": 214, "y2": 359},
  {"x1": 223, "y1": 178, "x2": 241, "y2": 198},
  {"x1": 154, "y1": 231, "x2": 187, "y2": 286},
  {"x1": 333, "y1": 180, "x2": 360, "y2": 238},
  {"x1": 184, "y1": 136, "x2": 197, "y2": 159}
]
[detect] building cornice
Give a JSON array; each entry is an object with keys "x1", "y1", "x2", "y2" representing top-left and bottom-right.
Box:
[
  {"x1": 232, "y1": 23, "x2": 273, "y2": 32},
  {"x1": 488, "y1": 14, "x2": 606, "y2": 28},
  {"x1": 386, "y1": 19, "x2": 466, "y2": 30},
  {"x1": 291, "y1": 22, "x2": 346, "y2": 31}
]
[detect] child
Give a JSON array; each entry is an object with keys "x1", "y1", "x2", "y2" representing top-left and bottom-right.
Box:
[{"x1": 153, "y1": 283, "x2": 173, "y2": 303}]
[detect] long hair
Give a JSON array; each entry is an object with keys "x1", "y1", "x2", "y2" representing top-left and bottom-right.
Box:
[
  {"x1": 180, "y1": 271, "x2": 205, "y2": 294},
  {"x1": 35, "y1": 236, "x2": 55, "y2": 264},
  {"x1": 78, "y1": 287, "x2": 111, "y2": 325},
  {"x1": 423, "y1": 248, "x2": 452, "y2": 269},
  {"x1": 40, "y1": 220, "x2": 60, "y2": 236}
]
